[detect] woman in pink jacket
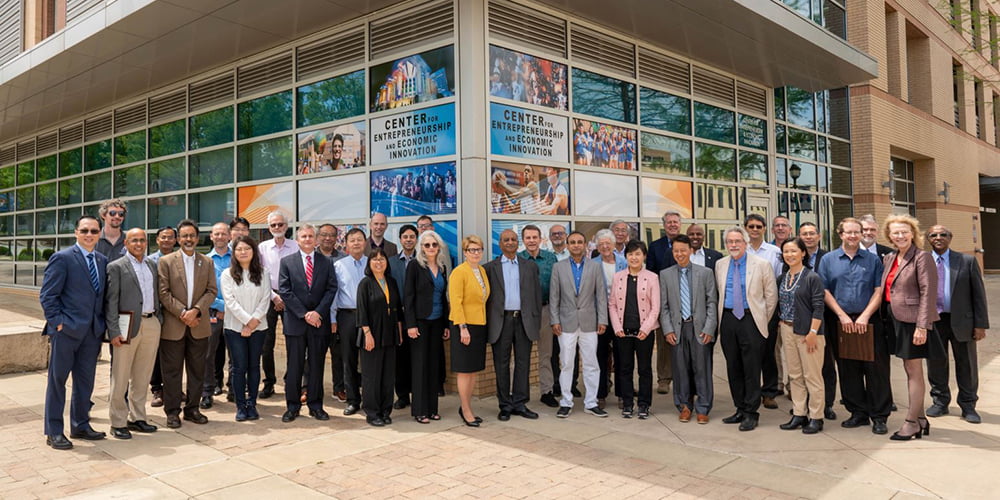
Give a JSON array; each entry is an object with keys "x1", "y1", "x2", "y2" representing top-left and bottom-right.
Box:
[{"x1": 609, "y1": 240, "x2": 660, "y2": 419}]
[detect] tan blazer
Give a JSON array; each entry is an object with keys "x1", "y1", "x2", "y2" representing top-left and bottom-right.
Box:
[
  {"x1": 157, "y1": 250, "x2": 217, "y2": 341},
  {"x1": 881, "y1": 245, "x2": 939, "y2": 330},
  {"x1": 715, "y1": 253, "x2": 777, "y2": 338}
]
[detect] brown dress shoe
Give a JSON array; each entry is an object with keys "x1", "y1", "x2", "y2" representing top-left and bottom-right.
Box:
[
  {"x1": 151, "y1": 390, "x2": 163, "y2": 408},
  {"x1": 762, "y1": 396, "x2": 778, "y2": 409},
  {"x1": 696, "y1": 414, "x2": 709, "y2": 424},
  {"x1": 679, "y1": 406, "x2": 692, "y2": 422}
]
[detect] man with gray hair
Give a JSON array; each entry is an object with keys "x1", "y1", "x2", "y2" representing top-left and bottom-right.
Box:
[
  {"x1": 609, "y1": 220, "x2": 631, "y2": 259},
  {"x1": 647, "y1": 210, "x2": 683, "y2": 394},
  {"x1": 258, "y1": 211, "x2": 299, "y2": 398},
  {"x1": 858, "y1": 214, "x2": 892, "y2": 258}
]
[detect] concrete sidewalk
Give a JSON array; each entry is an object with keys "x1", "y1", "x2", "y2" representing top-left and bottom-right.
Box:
[{"x1": 0, "y1": 279, "x2": 997, "y2": 499}]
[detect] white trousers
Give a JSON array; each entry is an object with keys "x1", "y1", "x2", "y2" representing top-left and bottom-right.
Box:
[{"x1": 558, "y1": 329, "x2": 599, "y2": 408}]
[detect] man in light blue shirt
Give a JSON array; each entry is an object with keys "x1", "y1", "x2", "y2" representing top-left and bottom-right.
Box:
[
  {"x1": 201, "y1": 222, "x2": 230, "y2": 409},
  {"x1": 331, "y1": 228, "x2": 368, "y2": 415}
]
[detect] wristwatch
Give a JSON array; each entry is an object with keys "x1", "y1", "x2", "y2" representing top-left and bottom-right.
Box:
[
  {"x1": 459, "y1": 323, "x2": 468, "y2": 329},
  {"x1": 809, "y1": 328, "x2": 818, "y2": 334}
]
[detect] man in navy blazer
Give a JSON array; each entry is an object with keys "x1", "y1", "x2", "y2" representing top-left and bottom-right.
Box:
[
  {"x1": 647, "y1": 211, "x2": 682, "y2": 394},
  {"x1": 279, "y1": 224, "x2": 338, "y2": 422},
  {"x1": 687, "y1": 224, "x2": 723, "y2": 271},
  {"x1": 39, "y1": 215, "x2": 108, "y2": 449}
]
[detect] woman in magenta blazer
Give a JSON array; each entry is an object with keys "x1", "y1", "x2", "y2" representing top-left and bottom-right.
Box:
[{"x1": 609, "y1": 240, "x2": 660, "y2": 419}]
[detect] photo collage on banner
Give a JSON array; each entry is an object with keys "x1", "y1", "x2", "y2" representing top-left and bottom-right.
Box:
[
  {"x1": 296, "y1": 122, "x2": 366, "y2": 174},
  {"x1": 370, "y1": 46, "x2": 455, "y2": 113},
  {"x1": 370, "y1": 162, "x2": 457, "y2": 217},
  {"x1": 488, "y1": 45, "x2": 568, "y2": 111},
  {"x1": 572, "y1": 119, "x2": 637, "y2": 170},
  {"x1": 489, "y1": 219, "x2": 570, "y2": 257},
  {"x1": 491, "y1": 162, "x2": 570, "y2": 216}
]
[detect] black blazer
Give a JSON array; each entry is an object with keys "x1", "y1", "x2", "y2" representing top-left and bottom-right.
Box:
[
  {"x1": 357, "y1": 275, "x2": 402, "y2": 347},
  {"x1": 483, "y1": 256, "x2": 542, "y2": 343},
  {"x1": 403, "y1": 260, "x2": 450, "y2": 328},
  {"x1": 702, "y1": 247, "x2": 723, "y2": 271},
  {"x1": 647, "y1": 236, "x2": 676, "y2": 274},
  {"x1": 811, "y1": 248, "x2": 827, "y2": 270},
  {"x1": 278, "y1": 252, "x2": 338, "y2": 336},
  {"x1": 940, "y1": 250, "x2": 990, "y2": 341},
  {"x1": 778, "y1": 267, "x2": 826, "y2": 336}
]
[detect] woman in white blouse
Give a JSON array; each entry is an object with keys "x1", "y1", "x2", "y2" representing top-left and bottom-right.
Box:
[{"x1": 221, "y1": 235, "x2": 271, "y2": 422}]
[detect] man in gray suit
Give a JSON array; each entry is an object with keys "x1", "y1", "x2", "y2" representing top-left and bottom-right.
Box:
[
  {"x1": 661, "y1": 234, "x2": 718, "y2": 424},
  {"x1": 925, "y1": 225, "x2": 990, "y2": 423},
  {"x1": 105, "y1": 228, "x2": 161, "y2": 439},
  {"x1": 485, "y1": 229, "x2": 542, "y2": 421},
  {"x1": 550, "y1": 231, "x2": 608, "y2": 418}
]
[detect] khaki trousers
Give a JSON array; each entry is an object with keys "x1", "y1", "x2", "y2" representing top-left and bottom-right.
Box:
[
  {"x1": 780, "y1": 322, "x2": 825, "y2": 420},
  {"x1": 537, "y1": 305, "x2": 554, "y2": 394},
  {"x1": 655, "y1": 328, "x2": 673, "y2": 383},
  {"x1": 109, "y1": 318, "x2": 161, "y2": 427}
]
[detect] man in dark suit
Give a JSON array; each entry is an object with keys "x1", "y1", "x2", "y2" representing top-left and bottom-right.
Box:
[
  {"x1": 364, "y1": 212, "x2": 398, "y2": 256},
  {"x1": 39, "y1": 215, "x2": 108, "y2": 450},
  {"x1": 390, "y1": 224, "x2": 418, "y2": 410},
  {"x1": 485, "y1": 229, "x2": 542, "y2": 421},
  {"x1": 859, "y1": 215, "x2": 893, "y2": 258},
  {"x1": 647, "y1": 210, "x2": 682, "y2": 394},
  {"x1": 798, "y1": 222, "x2": 827, "y2": 269},
  {"x1": 279, "y1": 223, "x2": 338, "y2": 422},
  {"x1": 925, "y1": 225, "x2": 990, "y2": 424},
  {"x1": 686, "y1": 224, "x2": 722, "y2": 271}
]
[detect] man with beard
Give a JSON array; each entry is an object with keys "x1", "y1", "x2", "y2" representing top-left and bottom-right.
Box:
[
  {"x1": 258, "y1": 211, "x2": 299, "y2": 398},
  {"x1": 95, "y1": 199, "x2": 128, "y2": 261}
]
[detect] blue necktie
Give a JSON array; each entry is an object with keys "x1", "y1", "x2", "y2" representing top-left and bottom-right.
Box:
[
  {"x1": 732, "y1": 261, "x2": 744, "y2": 320},
  {"x1": 87, "y1": 254, "x2": 100, "y2": 292},
  {"x1": 680, "y1": 267, "x2": 691, "y2": 320}
]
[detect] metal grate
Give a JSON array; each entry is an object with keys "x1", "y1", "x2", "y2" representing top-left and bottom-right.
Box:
[
  {"x1": 488, "y1": 0, "x2": 566, "y2": 58},
  {"x1": 736, "y1": 81, "x2": 767, "y2": 116},
  {"x1": 66, "y1": 0, "x2": 102, "y2": 24},
  {"x1": 638, "y1": 47, "x2": 689, "y2": 95},
  {"x1": 238, "y1": 52, "x2": 294, "y2": 98},
  {"x1": 0, "y1": 0, "x2": 20, "y2": 66},
  {"x1": 570, "y1": 24, "x2": 635, "y2": 77},
  {"x1": 189, "y1": 73, "x2": 235, "y2": 111},
  {"x1": 149, "y1": 88, "x2": 187, "y2": 123},
  {"x1": 59, "y1": 124, "x2": 84, "y2": 148},
  {"x1": 692, "y1": 66, "x2": 735, "y2": 107},
  {"x1": 16, "y1": 140, "x2": 34, "y2": 160},
  {"x1": 84, "y1": 113, "x2": 113, "y2": 141},
  {"x1": 36, "y1": 132, "x2": 58, "y2": 154},
  {"x1": 370, "y1": 0, "x2": 454, "y2": 60},
  {"x1": 0, "y1": 146, "x2": 14, "y2": 165},
  {"x1": 114, "y1": 102, "x2": 147, "y2": 132},
  {"x1": 297, "y1": 29, "x2": 365, "y2": 81}
]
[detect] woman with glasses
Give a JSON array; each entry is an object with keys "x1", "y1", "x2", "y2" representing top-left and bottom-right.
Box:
[
  {"x1": 449, "y1": 235, "x2": 490, "y2": 427},
  {"x1": 356, "y1": 248, "x2": 403, "y2": 427},
  {"x1": 404, "y1": 231, "x2": 450, "y2": 424}
]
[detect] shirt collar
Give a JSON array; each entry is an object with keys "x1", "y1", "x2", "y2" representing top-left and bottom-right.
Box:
[
  {"x1": 301, "y1": 250, "x2": 315, "y2": 259},
  {"x1": 935, "y1": 249, "x2": 950, "y2": 262},
  {"x1": 126, "y1": 252, "x2": 144, "y2": 265},
  {"x1": 501, "y1": 254, "x2": 518, "y2": 264},
  {"x1": 76, "y1": 243, "x2": 94, "y2": 257},
  {"x1": 207, "y1": 247, "x2": 230, "y2": 258}
]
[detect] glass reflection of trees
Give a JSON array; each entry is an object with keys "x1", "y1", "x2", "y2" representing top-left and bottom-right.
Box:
[{"x1": 572, "y1": 68, "x2": 636, "y2": 124}]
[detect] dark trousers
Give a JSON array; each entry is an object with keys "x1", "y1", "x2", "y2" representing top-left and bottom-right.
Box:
[
  {"x1": 225, "y1": 329, "x2": 265, "y2": 407},
  {"x1": 45, "y1": 331, "x2": 102, "y2": 436},
  {"x1": 615, "y1": 332, "x2": 654, "y2": 408},
  {"x1": 838, "y1": 315, "x2": 892, "y2": 420},
  {"x1": 928, "y1": 315, "x2": 979, "y2": 411},
  {"x1": 149, "y1": 351, "x2": 163, "y2": 394},
  {"x1": 338, "y1": 309, "x2": 362, "y2": 405},
  {"x1": 493, "y1": 312, "x2": 533, "y2": 412},
  {"x1": 215, "y1": 327, "x2": 228, "y2": 389},
  {"x1": 396, "y1": 332, "x2": 412, "y2": 403},
  {"x1": 160, "y1": 329, "x2": 209, "y2": 417},
  {"x1": 302, "y1": 332, "x2": 344, "y2": 396},
  {"x1": 411, "y1": 317, "x2": 445, "y2": 417},
  {"x1": 284, "y1": 331, "x2": 329, "y2": 412},
  {"x1": 596, "y1": 327, "x2": 614, "y2": 399},
  {"x1": 720, "y1": 310, "x2": 764, "y2": 416},
  {"x1": 761, "y1": 313, "x2": 780, "y2": 398},
  {"x1": 362, "y1": 345, "x2": 396, "y2": 419},
  {"x1": 822, "y1": 312, "x2": 840, "y2": 408},
  {"x1": 672, "y1": 321, "x2": 715, "y2": 415},
  {"x1": 202, "y1": 314, "x2": 223, "y2": 396},
  {"x1": 262, "y1": 299, "x2": 281, "y2": 387}
]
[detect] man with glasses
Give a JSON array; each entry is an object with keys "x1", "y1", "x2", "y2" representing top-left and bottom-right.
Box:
[
  {"x1": 318, "y1": 224, "x2": 346, "y2": 261},
  {"x1": 96, "y1": 199, "x2": 128, "y2": 261},
  {"x1": 859, "y1": 214, "x2": 893, "y2": 259},
  {"x1": 744, "y1": 214, "x2": 783, "y2": 411},
  {"x1": 258, "y1": 211, "x2": 299, "y2": 399},
  {"x1": 364, "y1": 212, "x2": 398, "y2": 256},
  {"x1": 798, "y1": 222, "x2": 826, "y2": 270},
  {"x1": 549, "y1": 225, "x2": 569, "y2": 261}
]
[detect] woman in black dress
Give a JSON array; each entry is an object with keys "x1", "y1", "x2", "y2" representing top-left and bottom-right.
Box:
[{"x1": 357, "y1": 248, "x2": 403, "y2": 427}]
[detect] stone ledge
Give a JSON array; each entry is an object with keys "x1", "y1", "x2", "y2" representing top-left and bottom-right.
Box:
[{"x1": 0, "y1": 323, "x2": 48, "y2": 374}]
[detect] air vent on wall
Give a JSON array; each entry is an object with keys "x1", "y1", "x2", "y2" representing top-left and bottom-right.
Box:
[
  {"x1": 370, "y1": 0, "x2": 453, "y2": 60},
  {"x1": 149, "y1": 88, "x2": 187, "y2": 123},
  {"x1": 570, "y1": 24, "x2": 634, "y2": 77},
  {"x1": 59, "y1": 124, "x2": 83, "y2": 148},
  {"x1": 238, "y1": 52, "x2": 293, "y2": 98},
  {"x1": 16, "y1": 140, "x2": 34, "y2": 160},
  {"x1": 737, "y1": 81, "x2": 767, "y2": 116},
  {"x1": 0, "y1": 146, "x2": 14, "y2": 165},
  {"x1": 84, "y1": 113, "x2": 113, "y2": 141},
  {"x1": 638, "y1": 47, "x2": 689, "y2": 95},
  {"x1": 488, "y1": 0, "x2": 566, "y2": 58},
  {"x1": 36, "y1": 132, "x2": 57, "y2": 154},
  {"x1": 66, "y1": 0, "x2": 102, "y2": 24},
  {"x1": 297, "y1": 29, "x2": 365, "y2": 81},
  {"x1": 114, "y1": 102, "x2": 147, "y2": 132},
  {"x1": 692, "y1": 66, "x2": 734, "y2": 107},
  {"x1": 0, "y1": 0, "x2": 21, "y2": 66},
  {"x1": 189, "y1": 73, "x2": 234, "y2": 111}
]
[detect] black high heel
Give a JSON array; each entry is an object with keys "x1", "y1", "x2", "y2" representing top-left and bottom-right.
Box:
[
  {"x1": 890, "y1": 419, "x2": 922, "y2": 441},
  {"x1": 459, "y1": 407, "x2": 480, "y2": 427},
  {"x1": 917, "y1": 416, "x2": 930, "y2": 436}
]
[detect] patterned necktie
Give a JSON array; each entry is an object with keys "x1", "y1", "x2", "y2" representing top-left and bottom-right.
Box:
[
  {"x1": 87, "y1": 253, "x2": 99, "y2": 292},
  {"x1": 732, "y1": 261, "x2": 745, "y2": 320},
  {"x1": 305, "y1": 255, "x2": 314, "y2": 288},
  {"x1": 680, "y1": 266, "x2": 691, "y2": 320},
  {"x1": 936, "y1": 255, "x2": 945, "y2": 314}
]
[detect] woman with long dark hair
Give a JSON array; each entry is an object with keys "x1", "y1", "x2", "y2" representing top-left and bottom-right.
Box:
[{"x1": 357, "y1": 247, "x2": 402, "y2": 427}]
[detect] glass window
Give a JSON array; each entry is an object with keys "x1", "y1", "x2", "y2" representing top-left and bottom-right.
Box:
[
  {"x1": 16, "y1": 187, "x2": 33, "y2": 210},
  {"x1": 190, "y1": 148, "x2": 233, "y2": 188},
  {"x1": 829, "y1": 87, "x2": 850, "y2": 139},
  {"x1": 694, "y1": 143, "x2": 735, "y2": 181},
  {"x1": 238, "y1": 91, "x2": 293, "y2": 140},
  {"x1": 84, "y1": 171, "x2": 112, "y2": 202},
  {"x1": 59, "y1": 178, "x2": 82, "y2": 205},
  {"x1": 149, "y1": 158, "x2": 186, "y2": 193},
  {"x1": 189, "y1": 106, "x2": 234, "y2": 150},
  {"x1": 693, "y1": 102, "x2": 735, "y2": 143},
  {"x1": 149, "y1": 194, "x2": 186, "y2": 229},
  {"x1": 37, "y1": 155, "x2": 57, "y2": 182},
  {"x1": 237, "y1": 136, "x2": 293, "y2": 182},
  {"x1": 817, "y1": 165, "x2": 829, "y2": 192},
  {"x1": 695, "y1": 183, "x2": 737, "y2": 219},
  {"x1": 816, "y1": 136, "x2": 828, "y2": 163},
  {"x1": 775, "y1": 124, "x2": 787, "y2": 155},
  {"x1": 149, "y1": 119, "x2": 186, "y2": 158},
  {"x1": 188, "y1": 189, "x2": 235, "y2": 226},
  {"x1": 829, "y1": 138, "x2": 850, "y2": 167},
  {"x1": 816, "y1": 90, "x2": 829, "y2": 133},
  {"x1": 830, "y1": 167, "x2": 851, "y2": 195},
  {"x1": 37, "y1": 237, "x2": 55, "y2": 261},
  {"x1": 114, "y1": 130, "x2": 146, "y2": 165},
  {"x1": 639, "y1": 132, "x2": 691, "y2": 176},
  {"x1": 36, "y1": 182, "x2": 57, "y2": 209},
  {"x1": 297, "y1": 70, "x2": 366, "y2": 127},
  {"x1": 738, "y1": 114, "x2": 767, "y2": 150},
  {"x1": 59, "y1": 149, "x2": 83, "y2": 176},
  {"x1": 786, "y1": 86, "x2": 815, "y2": 129},
  {"x1": 114, "y1": 165, "x2": 146, "y2": 197},
  {"x1": 58, "y1": 207, "x2": 81, "y2": 233},
  {"x1": 0, "y1": 166, "x2": 12, "y2": 189},
  {"x1": 639, "y1": 87, "x2": 690, "y2": 134},
  {"x1": 85, "y1": 140, "x2": 112, "y2": 171},
  {"x1": 124, "y1": 203, "x2": 145, "y2": 230},
  {"x1": 788, "y1": 162, "x2": 817, "y2": 191},
  {"x1": 17, "y1": 161, "x2": 33, "y2": 185},
  {"x1": 774, "y1": 87, "x2": 786, "y2": 121},
  {"x1": 787, "y1": 127, "x2": 816, "y2": 160},
  {"x1": 739, "y1": 152, "x2": 767, "y2": 185},
  {"x1": 36, "y1": 210, "x2": 56, "y2": 235},
  {"x1": 572, "y1": 68, "x2": 636, "y2": 123},
  {"x1": 16, "y1": 214, "x2": 33, "y2": 236},
  {"x1": 0, "y1": 215, "x2": 10, "y2": 236}
]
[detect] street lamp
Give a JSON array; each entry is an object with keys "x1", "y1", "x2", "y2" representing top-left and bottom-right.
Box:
[{"x1": 789, "y1": 163, "x2": 802, "y2": 228}]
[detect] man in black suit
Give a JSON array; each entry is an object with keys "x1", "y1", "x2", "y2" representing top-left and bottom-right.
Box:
[
  {"x1": 278, "y1": 224, "x2": 338, "y2": 422},
  {"x1": 925, "y1": 225, "x2": 989, "y2": 424},
  {"x1": 485, "y1": 229, "x2": 542, "y2": 421},
  {"x1": 859, "y1": 215, "x2": 893, "y2": 258},
  {"x1": 686, "y1": 224, "x2": 722, "y2": 271},
  {"x1": 798, "y1": 222, "x2": 827, "y2": 269},
  {"x1": 647, "y1": 210, "x2": 682, "y2": 394}
]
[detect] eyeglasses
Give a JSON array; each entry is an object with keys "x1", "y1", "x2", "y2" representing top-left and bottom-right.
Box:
[
  {"x1": 465, "y1": 247, "x2": 483, "y2": 254},
  {"x1": 77, "y1": 229, "x2": 100, "y2": 235},
  {"x1": 107, "y1": 210, "x2": 126, "y2": 217},
  {"x1": 269, "y1": 223, "x2": 286, "y2": 228},
  {"x1": 745, "y1": 224, "x2": 764, "y2": 230},
  {"x1": 417, "y1": 223, "x2": 433, "y2": 229},
  {"x1": 423, "y1": 242, "x2": 439, "y2": 248},
  {"x1": 928, "y1": 233, "x2": 951, "y2": 238},
  {"x1": 550, "y1": 231, "x2": 566, "y2": 236}
]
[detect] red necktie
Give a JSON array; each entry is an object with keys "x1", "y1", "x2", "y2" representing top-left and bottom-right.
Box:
[{"x1": 306, "y1": 255, "x2": 314, "y2": 288}]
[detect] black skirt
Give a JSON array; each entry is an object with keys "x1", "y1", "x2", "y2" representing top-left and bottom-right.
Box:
[
  {"x1": 888, "y1": 306, "x2": 946, "y2": 360},
  {"x1": 450, "y1": 324, "x2": 487, "y2": 373}
]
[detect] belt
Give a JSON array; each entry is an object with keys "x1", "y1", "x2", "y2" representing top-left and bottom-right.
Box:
[
  {"x1": 141, "y1": 312, "x2": 155, "y2": 318},
  {"x1": 780, "y1": 320, "x2": 793, "y2": 327},
  {"x1": 682, "y1": 317, "x2": 693, "y2": 323},
  {"x1": 723, "y1": 308, "x2": 751, "y2": 313},
  {"x1": 339, "y1": 308, "x2": 357, "y2": 313},
  {"x1": 504, "y1": 310, "x2": 521, "y2": 317}
]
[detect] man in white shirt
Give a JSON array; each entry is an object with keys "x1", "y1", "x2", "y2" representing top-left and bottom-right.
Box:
[
  {"x1": 686, "y1": 224, "x2": 722, "y2": 271},
  {"x1": 257, "y1": 211, "x2": 299, "y2": 399},
  {"x1": 743, "y1": 214, "x2": 782, "y2": 411}
]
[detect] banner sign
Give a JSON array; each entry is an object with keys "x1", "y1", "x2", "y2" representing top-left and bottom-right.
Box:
[
  {"x1": 371, "y1": 103, "x2": 456, "y2": 164},
  {"x1": 490, "y1": 103, "x2": 568, "y2": 162}
]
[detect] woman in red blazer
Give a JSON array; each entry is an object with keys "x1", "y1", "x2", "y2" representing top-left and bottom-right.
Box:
[
  {"x1": 879, "y1": 214, "x2": 943, "y2": 441},
  {"x1": 609, "y1": 240, "x2": 660, "y2": 419}
]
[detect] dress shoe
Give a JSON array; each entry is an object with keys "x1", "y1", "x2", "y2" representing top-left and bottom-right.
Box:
[
  {"x1": 246, "y1": 405, "x2": 260, "y2": 421},
  {"x1": 497, "y1": 410, "x2": 512, "y2": 421},
  {"x1": 111, "y1": 427, "x2": 132, "y2": 440},
  {"x1": 871, "y1": 419, "x2": 888, "y2": 435},
  {"x1": 962, "y1": 409, "x2": 982, "y2": 424},
  {"x1": 150, "y1": 390, "x2": 164, "y2": 408},
  {"x1": 46, "y1": 434, "x2": 73, "y2": 450},
  {"x1": 762, "y1": 396, "x2": 778, "y2": 409},
  {"x1": 368, "y1": 417, "x2": 385, "y2": 427},
  {"x1": 383, "y1": 415, "x2": 393, "y2": 425},
  {"x1": 459, "y1": 408, "x2": 481, "y2": 427},
  {"x1": 166, "y1": 414, "x2": 182, "y2": 429},
  {"x1": 200, "y1": 395, "x2": 213, "y2": 409},
  {"x1": 393, "y1": 398, "x2": 410, "y2": 410},
  {"x1": 281, "y1": 410, "x2": 299, "y2": 423},
  {"x1": 512, "y1": 408, "x2": 539, "y2": 419},
  {"x1": 334, "y1": 391, "x2": 347, "y2": 403},
  {"x1": 656, "y1": 381, "x2": 670, "y2": 394},
  {"x1": 890, "y1": 419, "x2": 922, "y2": 440},
  {"x1": 696, "y1": 414, "x2": 709, "y2": 424},
  {"x1": 597, "y1": 398, "x2": 606, "y2": 410},
  {"x1": 70, "y1": 426, "x2": 106, "y2": 440},
  {"x1": 214, "y1": 385, "x2": 224, "y2": 396},
  {"x1": 235, "y1": 406, "x2": 249, "y2": 422},
  {"x1": 343, "y1": 404, "x2": 360, "y2": 416},
  {"x1": 738, "y1": 413, "x2": 759, "y2": 431},
  {"x1": 917, "y1": 416, "x2": 931, "y2": 435},
  {"x1": 309, "y1": 408, "x2": 330, "y2": 421},
  {"x1": 226, "y1": 391, "x2": 235, "y2": 402},
  {"x1": 824, "y1": 406, "x2": 837, "y2": 420},
  {"x1": 780, "y1": 415, "x2": 808, "y2": 430},
  {"x1": 722, "y1": 411, "x2": 744, "y2": 424},
  {"x1": 540, "y1": 392, "x2": 559, "y2": 408},
  {"x1": 127, "y1": 420, "x2": 157, "y2": 433},
  {"x1": 890, "y1": 403, "x2": 898, "y2": 412},
  {"x1": 679, "y1": 406, "x2": 692, "y2": 423},
  {"x1": 841, "y1": 414, "x2": 870, "y2": 428},
  {"x1": 802, "y1": 418, "x2": 824, "y2": 434},
  {"x1": 259, "y1": 384, "x2": 275, "y2": 399},
  {"x1": 926, "y1": 403, "x2": 949, "y2": 417},
  {"x1": 183, "y1": 410, "x2": 208, "y2": 425}
]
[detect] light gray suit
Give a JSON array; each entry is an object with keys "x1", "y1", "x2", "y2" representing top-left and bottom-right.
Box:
[
  {"x1": 549, "y1": 257, "x2": 607, "y2": 409},
  {"x1": 660, "y1": 263, "x2": 717, "y2": 415}
]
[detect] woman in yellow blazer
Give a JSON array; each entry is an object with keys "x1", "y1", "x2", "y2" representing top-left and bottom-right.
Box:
[{"x1": 449, "y1": 235, "x2": 490, "y2": 427}]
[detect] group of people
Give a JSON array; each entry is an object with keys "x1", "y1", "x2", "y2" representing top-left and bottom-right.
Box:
[
  {"x1": 572, "y1": 121, "x2": 637, "y2": 170},
  {"x1": 38, "y1": 199, "x2": 989, "y2": 450}
]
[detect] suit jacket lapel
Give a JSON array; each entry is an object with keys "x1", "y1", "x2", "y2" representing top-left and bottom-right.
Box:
[{"x1": 949, "y1": 252, "x2": 960, "y2": 291}]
